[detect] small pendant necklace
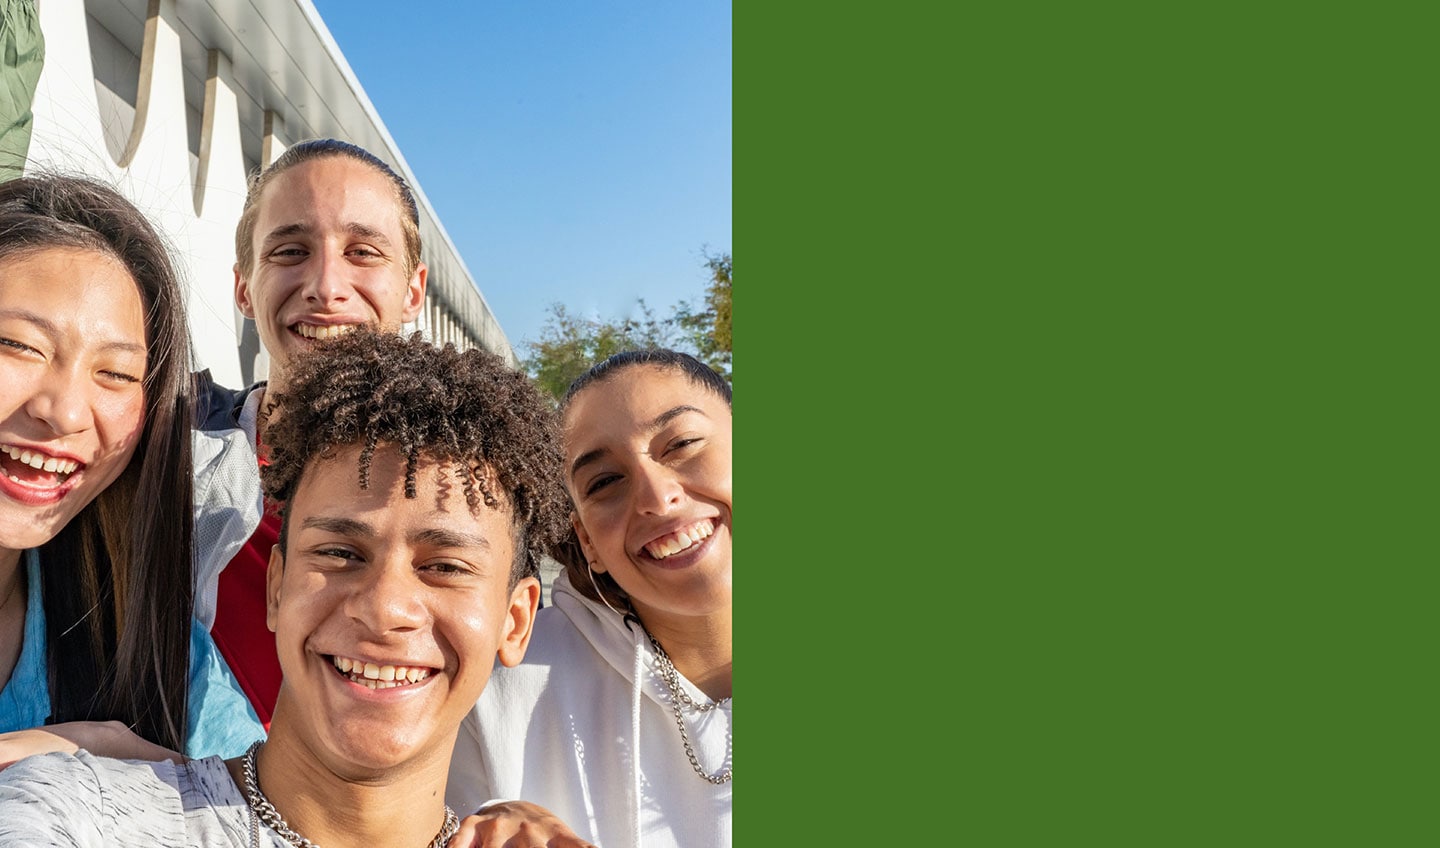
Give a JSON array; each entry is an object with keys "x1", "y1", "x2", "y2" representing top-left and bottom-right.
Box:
[
  {"x1": 644, "y1": 629, "x2": 733, "y2": 784},
  {"x1": 241, "y1": 741, "x2": 459, "y2": 848}
]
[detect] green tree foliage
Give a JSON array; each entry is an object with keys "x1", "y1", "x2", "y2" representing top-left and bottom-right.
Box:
[
  {"x1": 524, "y1": 300, "x2": 674, "y2": 402},
  {"x1": 673, "y1": 249, "x2": 732, "y2": 379},
  {"x1": 522, "y1": 249, "x2": 733, "y2": 401}
]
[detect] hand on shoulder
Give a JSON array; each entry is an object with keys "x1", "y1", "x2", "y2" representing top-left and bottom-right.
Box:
[{"x1": 450, "y1": 800, "x2": 596, "y2": 848}]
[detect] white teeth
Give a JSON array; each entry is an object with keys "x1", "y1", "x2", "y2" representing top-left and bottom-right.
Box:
[
  {"x1": 1, "y1": 445, "x2": 78, "y2": 477},
  {"x1": 332, "y1": 655, "x2": 432, "y2": 688},
  {"x1": 645, "y1": 519, "x2": 716, "y2": 560},
  {"x1": 297, "y1": 323, "x2": 360, "y2": 340}
]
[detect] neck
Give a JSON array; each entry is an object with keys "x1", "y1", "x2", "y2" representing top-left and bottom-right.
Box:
[
  {"x1": 0, "y1": 549, "x2": 25, "y2": 689},
  {"x1": 252, "y1": 385, "x2": 277, "y2": 458},
  {"x1": 639, "y1": 607, "x2": 733, "y2": 701},
  {"x1": 228, "y1": 716, "x2": 452, "y2": 848},
  {"x1": 0, "y1": 549, "x2": 23, "y2": 601}
]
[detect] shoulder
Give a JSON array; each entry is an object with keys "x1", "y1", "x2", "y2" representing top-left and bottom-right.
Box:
[
  {"x1": 192, "y1": 370, "x2": 263, "y2": 432},
  {"x1": 0, "y1": 751, "x2": 185, "y2": 843},
  {"x1": 481, "y1": 606, "x2": 614, "y2": 711},
  {"x1": 509, "y1": 606, "x2": 600, "y2": 671},
  {"x1": 0, "y1": 749, "x2": 105, "y2": 795},
  {"x1": 8, "y1": 749, "x2": 182, "y2": 794}
]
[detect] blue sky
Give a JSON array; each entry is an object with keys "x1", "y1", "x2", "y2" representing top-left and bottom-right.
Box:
[{"x1": 308, "y1": 1, "x2": 732, "y2": 356}]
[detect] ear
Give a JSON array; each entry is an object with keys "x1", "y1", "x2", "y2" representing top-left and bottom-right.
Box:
[
  {"x1": 496, "y1": 576, "x2": 541, "y2": 668},
  {"x1": 234, "y1": 264, "x2": 256, "y2": 319},
  {"x1": 401, "y1": 261, "x2": 427, "y2": 323},
  {"x1": 572, "y1": 512, "x2": 604, "y2": 574},
  {"x1": 265, "y1": 544, "x2": 284, "y2": 632}
]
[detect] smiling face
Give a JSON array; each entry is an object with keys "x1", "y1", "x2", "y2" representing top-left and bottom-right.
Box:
[
  {"x1": 266, "y1": 444, "x2": 537, "y2": 778},
  {"x1": 0, "y1": 248, "x2": 147, "y2": 557},
  {"x1": 564, "y1": 365, "x2": 733, "y2": 625},
  {"x1": 235, "y1": 156, "x2": 426, "y2": 388}
]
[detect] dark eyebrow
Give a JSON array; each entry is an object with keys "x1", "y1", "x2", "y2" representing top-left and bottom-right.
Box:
[
  {"x1": 300, "y1": 516, "x2": 490, "y2": 551},
  {"x1": 570, "y1": 447, "x2": 606, "y2": 482},
  {"x1": 344, "y1": 222, "x2": 392, "y2": 245},
  {"x1": 648, "y1": 405, "x2": 705, "y2": 432},
  {"x1": 569, "y1": 405, "x2": 708, "y2": 481},
  {"x1": 260, "y1": 222, "x2": 311, "y2": 246},
  {"x1": 0, "y1": 308, "x2": 146, "y2": 356},
  {"x1": 412, "y1": 527, "x2": 491, "y2": 551},
  {"x1": 301, "y1": 515, "x2": 374, "y2": 537}
]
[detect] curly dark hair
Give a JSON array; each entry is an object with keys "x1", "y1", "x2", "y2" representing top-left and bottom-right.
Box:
[{"x1": 260, "y1": 329, "x2": 570, "y2": 584}]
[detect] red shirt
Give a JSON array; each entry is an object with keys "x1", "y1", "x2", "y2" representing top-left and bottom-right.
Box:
[{"x1": 210, "y1": 461, "x2": 283, "y2": 728}]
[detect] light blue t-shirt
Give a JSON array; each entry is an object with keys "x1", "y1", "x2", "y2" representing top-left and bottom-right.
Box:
[{"x1": 0, "y1": 550, "x2": 264, "y2": 758}]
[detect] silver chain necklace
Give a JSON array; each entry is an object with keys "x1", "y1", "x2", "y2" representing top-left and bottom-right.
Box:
[
  {"x1": 241, "y1": 740, "x2": 459, "y2": 848},
  {"x1": 645, "y1": 629, "x2": 732, "y2": 784}
]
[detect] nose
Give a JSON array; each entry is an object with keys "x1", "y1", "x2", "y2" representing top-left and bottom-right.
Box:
[
  {"x1": 632, "y1": 461, "x2": 684, "y2": 516},
  {"x1": 304, "y1": 248, "x2": 354, "y2": 308},
  {"x1": 346, "y1": 556, "x2": 427, "y2": 635},
  {"x1": 25, "y1": 365, "x2": 95, "y2": 436}
]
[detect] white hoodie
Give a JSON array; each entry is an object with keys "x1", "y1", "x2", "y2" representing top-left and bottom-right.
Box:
[{"x1": 448, "y1": 571, "x2": 732, "y2": 848}]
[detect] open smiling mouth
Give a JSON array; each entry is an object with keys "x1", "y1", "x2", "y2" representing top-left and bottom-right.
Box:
[
  {"x1": 293, "y1": 323, "x2": 362, "y2": 341},
  {"x1": 643, "y1": 518, "x2": 715, "y2": 560},
  {"x1": 0, "y1": 444, "x2": 80, "y2": 486},
  {"x1": 330, "y1": 655, "x2": 436, "y2": 691}
]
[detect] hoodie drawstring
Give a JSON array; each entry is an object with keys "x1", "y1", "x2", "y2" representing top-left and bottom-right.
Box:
[{"x1": 629, "y1": 626, "x2": 645, "y2": 848}]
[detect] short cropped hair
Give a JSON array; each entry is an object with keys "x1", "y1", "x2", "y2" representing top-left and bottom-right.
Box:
[{"x1": 261, "y1": 330, "x2": 570, "y2": 584}]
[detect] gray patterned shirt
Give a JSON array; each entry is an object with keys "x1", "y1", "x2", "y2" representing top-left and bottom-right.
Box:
[{"x1": 0, "y1": 750, "x2": 287, "y2": 847}]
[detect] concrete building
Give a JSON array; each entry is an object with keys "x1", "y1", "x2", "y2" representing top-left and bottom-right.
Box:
[{"x1": 25, "y1": 0, "x2": 513, "y2": 388}]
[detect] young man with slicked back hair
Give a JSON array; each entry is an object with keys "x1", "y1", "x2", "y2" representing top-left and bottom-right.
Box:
[{"x1": 192, "y1": 139, "x2": 429, "y2": 728}]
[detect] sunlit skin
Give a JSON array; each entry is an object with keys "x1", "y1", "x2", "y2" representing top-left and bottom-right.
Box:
[
  {"x1": 234, "y1": 157, "x2": 426, "y2": 391},
  {"x1": 564, "y1": 365, "x2": 732, "y2": 698},
  {"x1": 232, "y1": 444, "x2": 538, "y2": 848},
  {"x1": 0, "y1": 248, "x2": 147, "y2": 574}
]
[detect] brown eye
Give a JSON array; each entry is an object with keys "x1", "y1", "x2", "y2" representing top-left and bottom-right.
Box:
[{"x1": 585, "y1": 473, "x2": 621, "y2": 496}]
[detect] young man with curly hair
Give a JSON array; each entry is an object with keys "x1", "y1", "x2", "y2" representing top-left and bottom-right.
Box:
[{"x1": 0, "y1": 329, "x2": 593, "y2": 847}]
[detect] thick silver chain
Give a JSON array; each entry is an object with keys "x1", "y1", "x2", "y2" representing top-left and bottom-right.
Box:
[
  {"x1": 242, "y1": 740, "x2": 460, "y2": 848},
  {"x1": 645, "y1": 630, "x2": 733, "y2": 784}
]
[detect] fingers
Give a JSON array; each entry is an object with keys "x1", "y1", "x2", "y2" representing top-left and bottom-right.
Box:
[{"x1": 447, "y1": 806, "x2": 598, "y2": 848}]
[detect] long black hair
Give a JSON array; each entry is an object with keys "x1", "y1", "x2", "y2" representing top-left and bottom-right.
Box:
[{"x1": 0, "y1": 174, "x2": 195, "y2": 751}]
